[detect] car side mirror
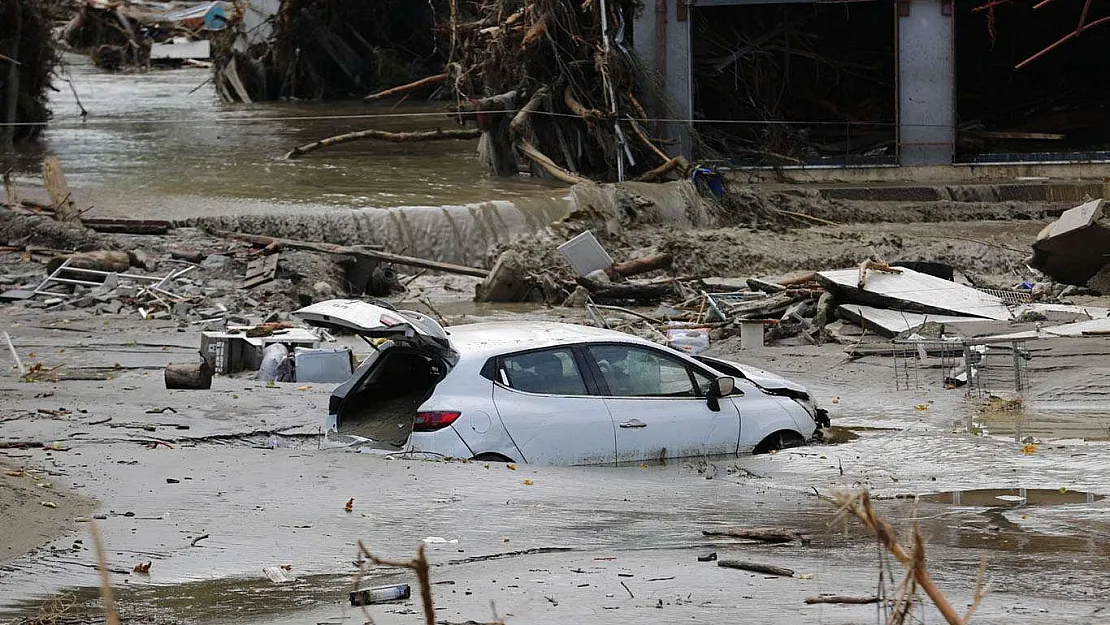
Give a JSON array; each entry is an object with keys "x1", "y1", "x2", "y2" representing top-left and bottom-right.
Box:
[
  {"x1": 706, "y1": 376, "x2": 735, "y2": 412},
  {"x1": 713, "y1": 376, "x2": 735, "y2": 397}
]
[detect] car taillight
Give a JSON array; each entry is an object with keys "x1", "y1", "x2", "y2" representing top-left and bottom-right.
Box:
[{"x1": 413, "y1": 411, "x2": 461, "y2": 432}]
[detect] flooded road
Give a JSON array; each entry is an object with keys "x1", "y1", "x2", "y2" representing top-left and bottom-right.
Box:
[
  {"x1": 4, "y1": 55, "x2": 563, "y2": 218},
  {"x1": 1, "y1": 309, "x2": 1109, "y2": 625}
]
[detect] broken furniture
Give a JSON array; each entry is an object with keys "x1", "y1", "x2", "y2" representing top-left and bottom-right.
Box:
[{"x1": 201, "y1": 326, "x2": 321, "y2": 375}]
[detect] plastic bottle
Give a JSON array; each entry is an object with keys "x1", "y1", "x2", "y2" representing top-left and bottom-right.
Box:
[{"x1": 349, "y1": 583, "x2": 411, "y2": 606}]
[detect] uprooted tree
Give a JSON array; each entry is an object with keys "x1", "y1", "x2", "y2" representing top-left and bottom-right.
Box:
[
  {"x1": 0, "y1": 0, "x2": 56, "y2": 147},
  {"x1": 217, "y1": 0, "x2": 686, "y2": 184}
]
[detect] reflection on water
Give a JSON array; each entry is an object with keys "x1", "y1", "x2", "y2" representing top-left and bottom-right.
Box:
[
  {"x1": 3, "y1": 55, "x2": 557, "y2": 211},
  {"x1": 919, "y1": 487, "x2": 1103, "y2": 508}
]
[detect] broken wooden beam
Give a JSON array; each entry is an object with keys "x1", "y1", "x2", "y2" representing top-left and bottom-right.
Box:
[
  {"x1": 216, "y1": 231, "x2": 490, "y2": 278},
  {"x1": 42, "y1": 156, "x2": 81, "y2": 223},
  {"x1": 804, "y1": 595, "x2": 879, "y2": 605}
]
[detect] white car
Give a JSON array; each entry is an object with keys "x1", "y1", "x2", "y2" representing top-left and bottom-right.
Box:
[{"x1": 295, "y1": 300, "x2": 828, "y2": 466}]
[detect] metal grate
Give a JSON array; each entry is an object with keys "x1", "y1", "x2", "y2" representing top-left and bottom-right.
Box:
[
  {"x1": 975, "y1": 287, "x2": 1033, "y2": 305},
  {"x1": 963, "y1": 338, "x2": 1033, "y2": 399},
  {"x1": 890, "y1": 338, "x2": 965, "y2": 391}
]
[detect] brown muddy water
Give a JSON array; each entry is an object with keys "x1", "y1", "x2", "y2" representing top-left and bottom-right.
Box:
[{"x1": 3, "y1": 55, "x2": 565, "y2": 218}]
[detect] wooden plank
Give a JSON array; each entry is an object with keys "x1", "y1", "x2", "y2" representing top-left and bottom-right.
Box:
[
  {"x1": 219, "y1": 231, "x2": 490, "y2": 278},
  {"x1": 242, "y1": 254, "x2": 279, "y2": 289},
  {"x1": 42, "y1": 157, "x2": 80, "y2": 223},
  {"x1": 817, "y1": 267, "x2": 1012, "y2": 321}
]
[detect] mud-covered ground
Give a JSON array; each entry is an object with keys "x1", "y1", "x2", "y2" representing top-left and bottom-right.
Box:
[{"x1": 1, "y1": 293, "x2": 1108, "y2": 625}]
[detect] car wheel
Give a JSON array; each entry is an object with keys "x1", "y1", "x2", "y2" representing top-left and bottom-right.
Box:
[
  {"x1": 472, "y1": 452, "x2": 516, "y2": 463},
  {"x1": 753, "y1": 430, "x2": 806, "y2": 455}
]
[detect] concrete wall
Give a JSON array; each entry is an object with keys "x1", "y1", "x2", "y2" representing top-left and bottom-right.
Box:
[
  {"x1": 898, "y1": 0, "x2": 955, "y2": 165},
  {"x1": 632, "y1": 0, "x2": 694, "y2": 159}
]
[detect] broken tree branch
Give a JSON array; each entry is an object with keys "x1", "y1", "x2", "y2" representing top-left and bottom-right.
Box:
[
  {"x1": 285, "y1": 128, "x2": 480, "y2": 159},
  {"x1": 363, "y1": 73, "x2": 448, "y2": 101},
  {"x1": 831, "y1": 490, "x2": 973, "y2": 625},
  {"x1": 215, "y1": 231, "x2": 490, "y2": 278},
  {"x1": 702, "y1": 527, "x2": 809, "y2": 544},
  {"x1": 718, "y1": 560, "x2": 795, "y2": 577},
  {"x1": 804, "y1": 595, "x2": 880, "y2": 605}
]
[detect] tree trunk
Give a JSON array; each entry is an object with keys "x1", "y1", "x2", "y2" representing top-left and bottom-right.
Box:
[
  {"x1": 165, "y1": 361, "x2": 213, "y2": 390},
  {"x1": 611, "y1": 254, "x2": 673, "y2": 278}
]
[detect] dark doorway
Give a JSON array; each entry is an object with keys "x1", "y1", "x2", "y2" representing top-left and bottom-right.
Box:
[
  {"x1": 691, "y1": 1, "x2": 896, "y2": 166},
  {"x1": 956, "y1": 1, "x2": 1110, "y2": 162}
]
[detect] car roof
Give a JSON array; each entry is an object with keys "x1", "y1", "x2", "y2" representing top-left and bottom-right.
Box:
[{"x1": 444, "y1": 321, "x2": 658, "y2": 359}]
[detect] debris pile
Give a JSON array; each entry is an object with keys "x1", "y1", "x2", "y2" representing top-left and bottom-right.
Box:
[
  {"x1": 234, "y1": 0, "x2": 682, "y2": 183},
  {"x1": 1027, "y1": 198, "x2": 1110, "y2": 296},
  {"x1": 0, "y1": 0, "x2": 57, "y2": 145},
  {"x1": 211, "y1": 0, "x2": 443, "y2": 102},
  {"x1": 62, "y1": 0, "x2": 230, "y2": 71}
]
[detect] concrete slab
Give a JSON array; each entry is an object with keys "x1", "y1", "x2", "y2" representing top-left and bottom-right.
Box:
[
  {"x1": 817, "y1": 267, "x2": 1013, "y2": 321},
  {"x1": 836, "y1": 304, "x2": 980, "y2": 338},
  {"x1": 1042, "y1": 318, "x2": 1110, "y2": 337}
]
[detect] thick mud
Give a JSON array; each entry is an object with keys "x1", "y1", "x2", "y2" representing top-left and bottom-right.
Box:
[{"x1": 1, "y1": 306, "x2": 1109, "y2": 625}]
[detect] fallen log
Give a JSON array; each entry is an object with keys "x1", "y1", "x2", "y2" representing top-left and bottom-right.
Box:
[
  {"x1": 83, "y1": 218, "x2": 172, "y2": 235},
  {"x1": 164, "y1": 361, "x2": 213, "y2": 390},
  {"x1": 216, "y1": 231, "x2": 490, "y2": 278},
  {"x1": 577, "y1": 277, "x2": 676, "y2": 304},
  {"x1": 47, "y1": 250, "x2": 130, "y2": 275},
  {"x1": 702, "y1": 527, "x2": 809, "y2": 545},
  {"x1": 363, "y1": 72, "x2": 448, "y2": 101},
  {"x1": 718, "y1": 560, "x2": 794, "y2": 577},
  {"x1": 517, "y1": 140, "x2": 588, "y2": 184},
  {"x1": 611, "y1": 253, "x2": 673, "y2": 278},
  {"x1": 286, "y1": 128, "x2": 481, "y2": 160},
  {"x1": 804, "y1": 595, "x2": 879, "y2": 605}
]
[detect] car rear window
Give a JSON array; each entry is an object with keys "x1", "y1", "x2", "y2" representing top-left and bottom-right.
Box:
[{"x1": 501, "y1": 348, "x2": 589, "y2": 396}]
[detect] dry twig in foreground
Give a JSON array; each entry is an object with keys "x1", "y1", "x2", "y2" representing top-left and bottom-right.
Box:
[{"x1": 830, "y1": 490, "x2": 986, "y2": 625}]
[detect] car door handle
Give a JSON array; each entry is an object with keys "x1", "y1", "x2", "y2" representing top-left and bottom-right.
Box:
[{"x1": 619, "y1": 419, "x2": 647, "y2": 429}]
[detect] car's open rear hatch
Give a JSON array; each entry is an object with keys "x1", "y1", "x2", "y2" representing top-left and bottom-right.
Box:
[{"x1": 294, "y1": 300, "x2": 456, "y2": 442}]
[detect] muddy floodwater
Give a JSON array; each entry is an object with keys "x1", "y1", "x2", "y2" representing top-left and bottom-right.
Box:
[
  {"x1": 2, "y1": 59, "x2": 1110, "y2": 625},
  {"x1": 5, "y1": 55, "x2": 564, "y2": 218},
  {"x1": 1, "y1": 308, "x2": 1109, "y2": 625}
]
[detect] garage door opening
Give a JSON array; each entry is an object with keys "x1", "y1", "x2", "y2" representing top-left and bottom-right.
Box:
[
  {"x1": 956, "y1": 1, "x2": 1110, "y2": 162},
  {"x1": 691, "y1": 1, "x2": 896, "y2": 166}
]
